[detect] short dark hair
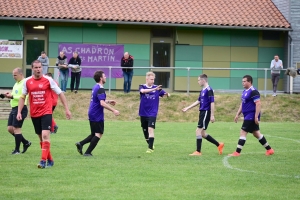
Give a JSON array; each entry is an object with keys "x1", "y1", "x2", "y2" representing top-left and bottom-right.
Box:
[
  {"x1": 243, "y1": 75, "x2": 253, "y2": 84},
  {"x1": 31, "y1": 60, "x2": 41, "y2": 68},
  {"x1": 41, "y1": 51, "x2": 46, "y2": 54},
  {"x1": 199, "y1": 74, "x2": 208, "y2": 82},
  {"x1": 94, "y1": 70, "x2": 104, "y2": 83},
  {"x1": 46, "y1": 72, "x2": 53, "y2": 78}
]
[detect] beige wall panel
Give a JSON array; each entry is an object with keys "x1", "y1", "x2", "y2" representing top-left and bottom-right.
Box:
[
  {"x1": 117, "y1": 28, "x2": 150, "y2": 44},
  {"x1": 257, "y1": 78, "x2": 283, "y2": 91},
  {"x1": 176, "y1": 30, "x2": 203, "y2": 45},
  {"x1": 203, "y1": 46, "x2": 230, "y2": 62},
  {"x1": 0, "y1": 59, "x2": 23, "y2": 72},
  {"x1": 258, "y1": 32, "x2": 284, "y2": 47},
  {"x1": 116, "y1": 76, "x2": 146, "y2": 90},
  {"x1": 231, "y1": 47, "x2": 258, "y2": 62},
  {"x1": 175, "y1": 77, "x2": 200, "y2": 91},
  {"x1": 203, "y1": 62, "x2": 230, "y2": 77}
]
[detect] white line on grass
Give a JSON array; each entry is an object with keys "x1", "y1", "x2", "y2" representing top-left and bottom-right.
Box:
[
  {"x1": 223, "y1": 153, "x2": 300, "y2": 179},
  {"x1": 223, "y1": 135, "x2": 300, "y2": 179}
]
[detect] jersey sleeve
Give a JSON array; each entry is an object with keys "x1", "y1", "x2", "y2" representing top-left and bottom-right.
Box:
[
  {"x1": 22, "y1": 78, "x2": 29, "y2": 95},
  {"x1": 159, "y1": 89, "x2": 166, "y2": 97},
  {"x1": 139, "y1": 84, "x2": 144, "y2": 93},
  {"x1": 97, "y1": 88, "x2": 106, "y2": 101},
  {"x1": 250, "y1": 90, "x2": 260, "y2": 102},
  {"x1": 208, "y1": 89, "x2": 215, "y2": 103},
  {"x1": 49, "y1": 76, "x2": 62, "y2": 95}
]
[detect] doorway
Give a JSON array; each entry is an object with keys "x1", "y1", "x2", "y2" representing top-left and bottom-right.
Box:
[
  {"x1": 150, "y1": 38, "x2": 174, "y2": 91},
  {"x1": 23, "y1": 24, "x2": 48, "y2": 77}
]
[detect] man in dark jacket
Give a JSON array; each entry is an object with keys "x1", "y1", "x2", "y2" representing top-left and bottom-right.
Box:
[
  {"x1": 68, "y1": 51, "x2": 82, "y2": 94},
  {"x1": 121, "y1": 52, "x2": 134, "y2": 93}
]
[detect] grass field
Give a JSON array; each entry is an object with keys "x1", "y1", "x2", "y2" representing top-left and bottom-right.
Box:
[{"x1": 0, "y1": 120, "x2": 299, "y2": 200}]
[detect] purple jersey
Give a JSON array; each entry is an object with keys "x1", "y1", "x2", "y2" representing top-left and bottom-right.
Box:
[
  {"x1": 198, "y1": 86, "x2": 214, "y2": 111},
  {"x1": 139, "y1": 84, "x2": 166, "y2": 117},
  {"x1": 88, "y1": 84, "x2": 106, "y2": 122},
  {"x1": 241, "y1": 86, "x2": 260, "y2": 120}
]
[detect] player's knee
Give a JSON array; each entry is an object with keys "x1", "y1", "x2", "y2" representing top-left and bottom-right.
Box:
[{"x1": 7, "y1": 126, "x2": 13, "y2": 134}]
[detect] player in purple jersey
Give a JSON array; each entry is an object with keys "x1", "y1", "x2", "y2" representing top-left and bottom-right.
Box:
[
  {"x1": 228, "y1": 75, "x2": 274, "y2": 157},
  {"x1": 75, "y1": 70, "x2": 120, "y2": 156},
  {"x1": 139, "y1": 72, "x2": 170, "y2": 153},
  {"x1": 182, "y1": 74, "x2": 224, "y2": 156}
]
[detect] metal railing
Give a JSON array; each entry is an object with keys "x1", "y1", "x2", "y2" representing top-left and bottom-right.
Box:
[{"x1": 49, "y1": 66, "x2": 287, "y2": 97}]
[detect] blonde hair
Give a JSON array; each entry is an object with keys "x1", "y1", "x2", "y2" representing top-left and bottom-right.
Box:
[{"x1": 146, "y1": 71, "x2": 155, "y2": 78}]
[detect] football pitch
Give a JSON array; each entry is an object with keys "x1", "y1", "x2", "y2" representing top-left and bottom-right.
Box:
[{"x1": 0, "y1": 120, "x2": 299, "y2": 200}]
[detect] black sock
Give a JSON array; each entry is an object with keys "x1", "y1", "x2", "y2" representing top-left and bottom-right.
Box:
[
  {"x1": 258, "y1": 135, "x2": 271, "y2": 150},
  {"x1": 196, "y1": 136, "x2": 202, "y2": 152},
  {"x1": 205, "y1": 134, "x2": 219, "y2": 147},
  {"x1": 15, "y1": 134, "x2": 22, "y2": 152},
  {"x1": 21, "y1": 135, "x2": 29, "y2": 145},
  {"x1": 142, "y1": 128, "x2": 149, "y2": 144},
  {"x1": 85, "y1": 136, "x2": 100, "y2": 154},
  {"x1": 148, "y1": 137, "x2": 154, "y2": 150},
  {"x1": 80, "y1": 134, "x2": 94, "y2": 146},
  {"x1": 236, "y1": 137, "x2": 246, "y2": 153}
]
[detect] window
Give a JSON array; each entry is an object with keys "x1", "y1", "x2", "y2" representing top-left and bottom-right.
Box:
[{"x1": 262, "y1": 31, "x2": 280, "y2": 40}]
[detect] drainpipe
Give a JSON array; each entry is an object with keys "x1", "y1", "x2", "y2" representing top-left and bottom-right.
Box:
[{"x1": 289, "y1": 32, "x2": 293, "y2": 94}]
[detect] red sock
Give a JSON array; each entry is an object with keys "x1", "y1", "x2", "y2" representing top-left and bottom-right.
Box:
[
  {"x1": 41, "y1": 141, "x2": 50, "y2": 161},
  {"x1": 51, "y1": 119, "x2": 56, "y2": 132},
  {"x1": 47, "y1": 151, "x2": 53, "y2": 161}
]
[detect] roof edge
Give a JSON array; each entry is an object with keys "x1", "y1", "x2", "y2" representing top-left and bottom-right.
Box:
[{"x1": 0, "y1": 17, "x2": 293, "y2": 31}]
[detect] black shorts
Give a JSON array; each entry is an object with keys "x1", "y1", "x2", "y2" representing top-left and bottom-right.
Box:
[
  {"x1": 7, "y1": 106, "x2": 28, "y2": 128},
  {"x1": 241, "y1": 120, "x2": 260, "y2": 133},
  {"x1": 31, "y1": 114, "x2": 52, "y2": 135},
  {"x1": 197, "y1": 110, "x2": 211, "y2": 130},
  {"x1": 52, "y1": 106, "x2": 56, "y2": 112},
  {"x1": 90, "y1": 121, "x2": 104, "y2": 134},
  {"x1": 140, "y1": 116, "x2": 156, "y2": 129}
]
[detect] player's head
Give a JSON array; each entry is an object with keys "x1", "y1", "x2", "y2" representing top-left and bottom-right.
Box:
[
  {"x1": 198, "y1": 74, "x2": 208, "y2": 86},
  {"x1": 41, "y1": 51, "x2": 46, "y2": 58},
  {"x1": 73, "y1": 51, "x2": 79, "y2": 58},
  {"x1": 31, "y1": 60, "x2": 42, "y2": 78},
  {"x1": 274, "y1": 55, "x2": 279, "y2": 61},
  {"x1": 124, "y1": 52, "x2": 129, "y2": 59},
  {"x1": 12, "y1": 67, "x2": 24, "y2": 82},
  {"x1": 94, "y1": 70, "x2": 106, "y2": 84},
  {"x1": 59, "y1": 51, "x2": 65, "y2": 58},
  {"x1": 146, "y1": 71, "x2": 155, "y2": 86},
  {"x1": 45, "y1": 72, "x2": 53, "y2": 78},
  {"x1": 242, "y1": 75, "x2": 253, "y2": 89}
]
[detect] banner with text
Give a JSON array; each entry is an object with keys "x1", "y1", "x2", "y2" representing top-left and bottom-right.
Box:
[
  {"x1": 0, "y1": 40, "x2": 23, "y2": 59},
  {"x1": 59, "y1": 43, "x2": 124, "y2": 78}
]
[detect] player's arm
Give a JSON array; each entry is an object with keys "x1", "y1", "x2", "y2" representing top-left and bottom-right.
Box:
[
  {"x1": 100, "y1": 100, "x2": 119, "y2": 116},
  {"x1": 234, "y1": 103, "x2": 242, "y2": 123},
  {"x1": 140, "y1": 85, "x2": 162, "y2": 94},
  {"x1": 17, "y1": 94, "x2": 26, "y2": 121},
  {"x1": 4, "y1": 92, "x2": 13, "y2": 99},
  {"x1": 182, "y1": 100, "x2": 200, "y2": 112},
  {"x1": 105, "y1": 100, "x2": 116, "y2": 106},
  {"x1": 210, "y1": 102, "x2": 215, "y2": 122},
  {"x1": 50, "y1": 77, "x2": 71, "y2": 119}
]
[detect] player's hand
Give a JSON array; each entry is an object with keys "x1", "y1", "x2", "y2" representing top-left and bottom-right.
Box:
[
  {"x1": 156, "y1": 85, "x2": 162, "y2": 90},
  {"x1": 16, "y1": 113, "x2": 22, "y2": 121},
  {"x1": 210, "y1": 116, "x2": 215, "y2": 123},
  {"x1": 66, "y1": 110, "x2": 71, "y2": 120},
  {"x1": 163, "y1": 93, "x2": 170, "y2": 98},
  {"x1": 182, "y1": 107, "x2": 189, "y2": 112},
  {"x1": 234, "y1": 115, "x2": 239, "y2": 123},
  {"x1": 4, "y1": 92, "x2": 11, "y2": 98},
  {"x1": 108, "y1": 100, "x2": 116, "y2": 106},
  {"x1": 113, "y1": 110, "x2": 120, "y2": 116},
  {"x1": 255, "y1": 118, "x2": 259, "y2": 125}
]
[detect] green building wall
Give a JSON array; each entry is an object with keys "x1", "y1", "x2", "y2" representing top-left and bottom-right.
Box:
[{"x1": 0, "y1": 20, "x2": 285, "y2": 92}]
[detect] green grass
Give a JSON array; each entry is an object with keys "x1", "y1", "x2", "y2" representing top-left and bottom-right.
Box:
[{"x1": 0, "y1": 120, "x2": 299, "y2": 199}]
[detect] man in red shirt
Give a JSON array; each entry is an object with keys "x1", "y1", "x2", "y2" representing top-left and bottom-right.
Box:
[
  {"x1": 17, "y1": 60, "x2": 71, "y2": 169},
  {"x1": 45, "y1": 72, "x2": 59, "y2": 133}
]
